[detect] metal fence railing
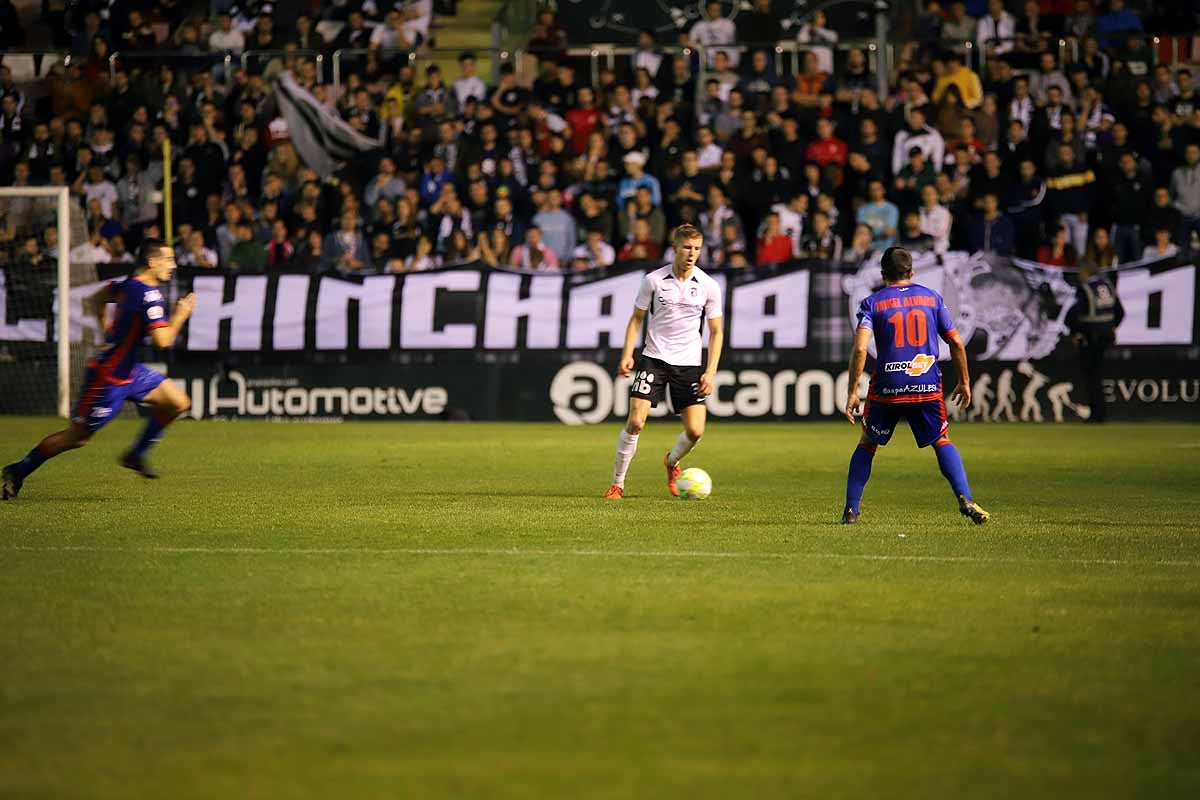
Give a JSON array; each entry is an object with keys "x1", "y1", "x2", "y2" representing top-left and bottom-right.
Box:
[
  {"x1": 108, "y1": 51, "x2": 236, "y2": 83},
  {"x1": 0, "y1": 51, "x2": 71, "y2": 82}
]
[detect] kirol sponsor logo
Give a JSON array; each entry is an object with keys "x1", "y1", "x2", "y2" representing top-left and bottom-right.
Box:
[{"x1": 883, "y1": 354, "x2": 936, "y2": 376}]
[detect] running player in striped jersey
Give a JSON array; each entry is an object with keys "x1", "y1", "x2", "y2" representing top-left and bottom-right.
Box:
[
  {"x1": 605, "y1": 224, "x2": 724, "y2": 499},
  {"x1": 842, "y1": 247, "x2": 989, "y2": 524},
  {"x1": 2, "y1": 239, "x2": 196, "y2": 500}
]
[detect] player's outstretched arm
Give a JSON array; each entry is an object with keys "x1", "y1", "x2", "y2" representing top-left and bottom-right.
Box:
[
  {"x1": 945, "y1": 330, "x2": 972, "y2": 409},
  {"x1": 83, "y1": 284, "x2": 114, "y2": 331},
  {"x1": 699, "y1": 316, "x2": 723, "y2": 396},
  {"x1": 845, "y1": 327, "x2": 872, "y2": 424},
  {"x1": 618, "y1": 307, "x2": 646, "y2": 377},
  {"x1": 150, "y1": 293, "x2": 197, "y2": 350}
]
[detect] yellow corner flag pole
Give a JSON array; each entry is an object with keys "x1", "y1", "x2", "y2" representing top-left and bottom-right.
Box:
[{"x1": 162, "y1": 137, "x2": 172, "y2": 245}]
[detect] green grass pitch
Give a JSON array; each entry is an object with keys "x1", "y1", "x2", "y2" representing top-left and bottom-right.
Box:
[{"x1": 2, "y1": 418, "x2": 1199, "y2": 798}]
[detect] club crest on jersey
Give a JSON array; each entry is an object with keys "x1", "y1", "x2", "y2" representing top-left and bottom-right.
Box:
[{"x1": 883, "y1": 354, "x2": 937, "y2": 376}]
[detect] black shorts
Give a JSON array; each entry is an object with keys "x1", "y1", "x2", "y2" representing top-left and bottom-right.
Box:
[{"x1": 629, "y1": 355, "x2": 705, "y2": 412}]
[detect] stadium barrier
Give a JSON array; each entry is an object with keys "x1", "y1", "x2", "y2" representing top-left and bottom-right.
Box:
[{"x1": 3, "y1": 255, "x2": 1195, "y2": 422}]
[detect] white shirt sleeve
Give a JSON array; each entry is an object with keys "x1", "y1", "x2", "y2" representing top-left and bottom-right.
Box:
[
  {"x1": 634, "y1": 273, "x2": 654, "y2": 310},
  {"x1": 705, "y1": 278, "x2": 724, "y2": 319}
]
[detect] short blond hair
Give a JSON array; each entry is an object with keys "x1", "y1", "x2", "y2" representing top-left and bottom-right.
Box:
[{"x1": 672, "y1": 224, "x2": 702, "y2": 245}]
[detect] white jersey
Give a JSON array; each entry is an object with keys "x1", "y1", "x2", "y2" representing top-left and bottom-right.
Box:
[{"x1": 634, "y1": 265, "x2": 723, "y2": 367}]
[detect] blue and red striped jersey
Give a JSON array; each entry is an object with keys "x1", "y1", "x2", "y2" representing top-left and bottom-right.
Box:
[
  {"x1": 88, "y1": 277, "x2": 168, "y2": 384},
  {"x1": 856, "y1": 283, "x2": 956, "y2": 403}
]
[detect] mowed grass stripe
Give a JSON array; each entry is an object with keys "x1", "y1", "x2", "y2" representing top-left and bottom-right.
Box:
[{"x1": 4, "y1": 543, "x2": 1200, "y2": 567}]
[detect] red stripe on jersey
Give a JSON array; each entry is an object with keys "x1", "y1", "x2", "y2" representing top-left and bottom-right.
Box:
[
  {"x1": 74, "y1": 375, "x2": 107, "y2": 418},
  {"x1": 868, "y1": 390, "x2": 945, "y2": 404},
  {"x1": 94, "y1": 317, "x2": 145, "y2": 384}
]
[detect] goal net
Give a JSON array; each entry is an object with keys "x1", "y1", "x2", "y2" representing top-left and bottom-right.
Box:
[{"x1": 0, "y1": 187, "x2": 104, "y2": 418}]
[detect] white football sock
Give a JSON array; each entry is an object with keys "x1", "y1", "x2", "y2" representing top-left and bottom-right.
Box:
[
  {"x1": 612, "y1": 430, "x2": 639, "y2": 487},
  {"x1": 668, "y1": 431, "x2": 698, "y2": 467}
]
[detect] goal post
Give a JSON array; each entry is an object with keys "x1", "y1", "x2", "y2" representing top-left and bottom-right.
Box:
[{"x1": 0, "y1": 186, "x2": 72, "y2": 418}]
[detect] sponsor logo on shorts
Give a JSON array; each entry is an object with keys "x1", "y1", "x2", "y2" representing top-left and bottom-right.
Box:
[
  {"x1": 147, "y1": 305, "x2": 164, "y2": 320},
  {"x1": 883, "y1": 354, "x2": 937, "y2": 376}
]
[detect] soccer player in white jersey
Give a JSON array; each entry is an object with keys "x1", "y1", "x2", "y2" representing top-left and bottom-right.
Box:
[{"x1": 605, "y1": 225, "x2": 724, "y2": 499}]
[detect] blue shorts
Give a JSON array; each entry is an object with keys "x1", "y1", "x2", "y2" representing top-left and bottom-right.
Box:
[
  {"x1": 863, "y1": 397, "x2": 949, "y2": 448},
  {"x1": 72, "y1": 364, "x2": 166, "y2": 433}
]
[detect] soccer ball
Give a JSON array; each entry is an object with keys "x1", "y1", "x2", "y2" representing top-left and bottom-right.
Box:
[{"x1": 677, "y1": 468, "x2": 713, "y2": 500}]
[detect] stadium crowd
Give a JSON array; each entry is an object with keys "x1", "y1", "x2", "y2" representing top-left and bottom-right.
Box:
[{"x1": 0, "y1": 0, "x2": 1198, "y2": 276}]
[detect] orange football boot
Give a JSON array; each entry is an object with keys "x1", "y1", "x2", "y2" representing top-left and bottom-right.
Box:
[
  {"x1": 664, "y1": 453, "x2": 681, "y2": 497},
  {"x1": 604, "y1": 485, "x2": 624, "y2": 500}
]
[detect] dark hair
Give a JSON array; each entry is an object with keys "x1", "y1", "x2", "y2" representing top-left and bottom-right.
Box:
[
  {"x1": 137, "y1": 237, "x2": 169, "y2": 265},
  {"x1": 880, "y1": 247, "x2": 914, "y2": 281}
]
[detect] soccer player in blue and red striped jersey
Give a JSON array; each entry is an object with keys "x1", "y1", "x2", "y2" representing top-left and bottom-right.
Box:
[
  {"x1": 842, "y1": 247, "x2": 989, "y2": 524},
  {"x1": 2, "y1": 239, "x2": 196, "y2": 500}
]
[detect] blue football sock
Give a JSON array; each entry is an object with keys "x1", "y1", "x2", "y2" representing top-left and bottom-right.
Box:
[
  {"x1": 935, "y1": 441, "x2": 972, "y2": 500},
  {"x1": 12, "y1": 444, "x2": 50, "y2": 479},
  {"x1": 129, "y1": 412, "x2": 173, "y2": 459},
  {"x1": 845, "y1": 443, "x2": 876, "y2": 513}
]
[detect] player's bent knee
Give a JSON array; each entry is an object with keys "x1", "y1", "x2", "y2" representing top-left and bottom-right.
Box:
[
  {"x1": 176, "y1": 396, "x2": 192, "y2": 415},
  {"x1": 685, "y1": 424, "x2": 704, "y2": 442},
  {"x1": 625, "y1": 418, "x2": 645, "y2": 435}
]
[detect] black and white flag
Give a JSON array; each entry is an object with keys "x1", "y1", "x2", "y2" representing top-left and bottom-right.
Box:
[{"x1": 273, "y1": 70, "x2": 380, "y2": 177}]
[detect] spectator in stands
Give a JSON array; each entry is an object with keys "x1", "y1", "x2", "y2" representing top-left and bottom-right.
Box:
[
  {"x1": 756, "y1": 212, "x2": 794, "y2": 264},
  {"x1": 511, "y1": 225, "x2": 559, "y2": 271},
  {"x1": 228, "y1": 222, "x2": 267, "y2": 273},
  {"x1": 618, "y1": 218, "x2": 663, "y2": 263},
  {"x1": 70, "y1": 224, "x2": 111, "y2": 266},
  {"x1": 1140, "y1": 225, "x2": 1178, "y2": 260},
  {"x1": 1110, "y1": 152, "x2": 1150, "y2": 262},
  {"x1": 617, "y1": 151, "x2": 662, "y2": 212},
  {"x1": 442, "y1": 229, "x2": 476, "y2": 266},
  {"x1": 968, "y1": 151, "x2": 1011, "y2": 212},
  {"x1": 919, "y1": 183, "x2": 952, "y2": 253},
  {"x1": 977, "y1": 0, "x2": 1017, "y2": 57},
  {"x1": 894, "y1": 147, "x2": 937, "y2": 215},
  {"x1": 179, "y1": 229, "x2": 219, "y2": 269},
  {"x1": 858, "y1": 179, "x2": 899, "y2": 250},
  {"x1": 1037, "y1": 225, "x2": 1077, "y2": 267},
  {"x1": 800, "y1": 211, "x2": 841, "y2": 261},
  {"x1": 1080, "y1": 227, "x2": 1118, "y2": 272},
  {"x1": 806, "y1": 117, "x2": 847, "y2": 169},
  {"x1": 322, "y1": 210, "x2": 371, "y2": 275},
  {"x1": 1171, "y1": 142, "x2": 1200, "y2": 253},
  {"x1": 117, "y1": 154, "x2": 156, "y2": 245},
  {"x1": 533, "y1": 188, "x2": 577, "y2": 265},
  {"x1": 899, "y1": 211, "x2": 936, "y2": 252},
  {"x1": 81, "y1": 163, "x2": 118, "y2": 224},
  {"x1": 267, "y1": 220, "x2": 295, "y2": 269},
  {"x1": 842, "y1": 223, "x2": 877, "y2": 267},
  {"x1": 572, "y1": 228, "x2": 616, "y2": 271},
  {"x1": 620, "y1": 186, "x2": 667, "y2": 247},
  {"x1": 364, "y1": 157, "x2": 407, "y2": 208},
  {"x1": 892, "y1": 105, "x2": 945, "y2": 175},
  {"x1": 941, "y1": 2, "x2": 976, "y2": 46},
  {"x1": 454, "y1": 52, "x2": 487, "y2": 107},
  {"x1": 1096, "y1": 0, "x2": 1142, "y2": 49},
  {"x1": 968, "y1": 193, "x2": 1016, "y2": 255},
  {"x1": 691, "y1": 1, "x2": 739, "y2": 69},
  {"x1": 478, "y1": 229, "x2": 512, "y2": 270},
  {"x1": 933, "y1": 51, "x2": 983, "y2": 110},
  {"x1": 1144, "y1": 185, "x2": 1183, "y2": 248},
  {"x1": 1064, "y1": 1, "x2": 1096, "y2": 42},
  {"x1": 1046, "y1": 143, "x2": 1095, "y2": 254},
  {"x1": 830, "y1": 48, "x2": 873, "y2": 110},
  {"x1": 796, "y1": 8, "x2": 837, "y2": 75}
]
